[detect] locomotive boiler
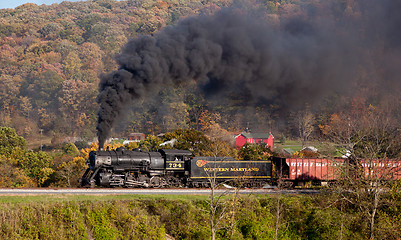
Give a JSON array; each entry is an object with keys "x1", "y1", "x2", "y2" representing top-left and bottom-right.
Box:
[{"x1": 80, "y1": 148, "x2": 193, "y2": 188}]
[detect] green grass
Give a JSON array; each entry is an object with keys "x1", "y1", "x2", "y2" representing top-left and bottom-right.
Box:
[
  {"x1": 0, "y1": 194, "x2": 210, "y2": 203},
  {"x1": 274, "y1": 139, "x2": 342, "y2": 157}
]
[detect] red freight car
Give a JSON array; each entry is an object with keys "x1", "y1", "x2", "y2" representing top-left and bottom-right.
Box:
[
  {"x1": 359, "y1": 159, "x2": 401, "y2": 180},
  {"x1": 273, "y1": 157, "x2": 401, "y2": 186},
  {"x1": 286, "y1": 158, "x2": 344, "y2": 181},
  {"x1": 276, "y1": 158, "x2": 344, "y2": 186}
]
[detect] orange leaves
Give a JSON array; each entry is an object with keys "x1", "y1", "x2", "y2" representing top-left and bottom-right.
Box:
[
  {"x1": 199, "y1": 110, "x2": 213, "y2": 132},
  {"x1": 319, "y1": 113, "x2": 342, "y2": 136},
  {"x1": 0, "y1": 44, "x2": 18, "y2": 63}
]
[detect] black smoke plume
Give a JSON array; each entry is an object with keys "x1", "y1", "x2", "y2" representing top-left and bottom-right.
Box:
[{"x1": 96, "y1": 0, "x2": 401, "y2": 148}]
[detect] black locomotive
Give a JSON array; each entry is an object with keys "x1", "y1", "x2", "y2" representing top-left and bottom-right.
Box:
[{"x1": 80, "y1": 148, "x2": 272, "y2": 188}]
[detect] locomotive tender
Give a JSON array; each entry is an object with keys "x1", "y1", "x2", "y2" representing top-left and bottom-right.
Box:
[{"x1": 80, "y1": 148, "x2": 272, "y2": 188}]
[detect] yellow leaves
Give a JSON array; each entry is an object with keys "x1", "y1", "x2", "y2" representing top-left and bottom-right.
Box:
[
  {"x1": 125, "y1": 142, "x2": 140, "y2": 151},
  {"x1": 78, "y1": 42, "x2": 103, "y2": 72},
  {"x1": 76, "y1": 113, "x2": 87, "y2": 128},
  {"x1": 78, "y1": 142, "x2": 125, "y2": 159},
  {"x1": 199, "y1": 110, "x2": 213, "y2": 132},
  {"x1": 292, "y1": 151, "x2": 304, "y2": 158},
  {"x1": 368, "y1": 104, "x2": 376, "y2": 111},
  {"x1": 43, "y1": 51, "x2": 62, "y2": 64},
  {"x1": 38, "y1": 167, "x2": 55, "y2": 185},
  {"x1": 58, "y1": 156, "x2": 85, "y2": 171},
  {"x1": 0, "y1": 163, "x2": 35, "y2": 188},
  {"x1": 79, "y1": 142, "x2": 99, "y2": 159},
  {"x1": 320, "y1": 112, "x2": 356, "y2": 138},
  {"x1": 62, "y1": 51, "x2": 82, "y2": 79},
  {"x1": 38, "y1": 108, "x2": 51, "y2": 128},
  {"x1": 319, "y1": 113, "x2": 340, "y2": 136},
  {"x1": 199, "y1": 110, "x2": 221, "y2": 133}
]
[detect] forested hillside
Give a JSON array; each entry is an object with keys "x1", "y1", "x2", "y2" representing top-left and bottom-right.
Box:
[
  {"x1": 0, "y1": 0, "x2": 235, "y2": 144},
  {"x1": 0, "y1": 0, "x2": 400, "y2": 152}
]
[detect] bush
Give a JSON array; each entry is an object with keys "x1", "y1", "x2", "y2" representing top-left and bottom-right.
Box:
[
  {"x1": 0, "y1": 195, "x2": 399, "y2": 239},
  {"x1": 62, "y1": 142, "x2": 79, "y2": 156}
]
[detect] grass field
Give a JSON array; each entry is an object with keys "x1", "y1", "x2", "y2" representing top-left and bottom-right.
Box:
[
  {"x1": 274, "y1": 139, "x2": 343, "y2": 157},
  {"x1": 0, "y1": 194, "x2": 210, "y2": 203}
]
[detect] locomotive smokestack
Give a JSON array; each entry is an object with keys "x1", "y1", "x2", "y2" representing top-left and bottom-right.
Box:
[{"x1": 96, "y1": 0, "x2": 401, "y2": 146}]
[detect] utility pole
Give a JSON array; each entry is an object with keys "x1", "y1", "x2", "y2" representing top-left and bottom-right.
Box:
[{"x1": 40, "y1": 129, "x2": 43, "y2": 151}]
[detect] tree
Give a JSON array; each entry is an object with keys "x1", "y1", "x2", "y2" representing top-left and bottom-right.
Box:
[
  {"x1": 322, "y1": 100, "x2": 401, "y2": 240},
  {"x1": 0, "y1": 127, "x2": 26, "y2": 157},
  {"x1": 204, "y1": 141, "x2": 238, "y2": 240},
  {"x1": 294, "y1": 107, "x2": 315, "y2": 148},
  {"x1": 198, "y1": 110, "x2": 216, "y2": 132},
  {"x1": 185, "y1": 91, "x2": 206, "y2": 130},
  {"x1": 17, "y1": 151, "x2": 54, "y2": 186},
  {"x1": 26, "y1": 70, "x2": 64, "y2": 111},
  {"x1": 237, "y1": 144, "x2": 272, "y2": 160},
  {"x1": 138, "y1": 135, "x2": 163, "y2": 151},
  {"x1": 0, "y1": 163, "x2": 35, "y2": 188},
  {"x1": 62, "y1": 51, "x2": 82, "y2": 80},
  {"x1": 39, "y1": 23, "x2": 63, "y2": 40},
  {"x1": 62, "y1": 142, "x2": 79, "y2": 156},
  {"x1": 19, "y1": 96, "x2": 33, "y2": 118},
  {"x1": 163, "y1": 129, "x2": 211, "y2": 156},
  {"x1": 59, "y1": 79, "x2": 96, "y2": 135},
  {"x1": 0, "y1": 75, "x2": 22, "y2": 121},
  {"x1": 78, "y1": 42, "x2": 104, "y2": 80},
  {"x1": 162, "y1": 101, "x2": 189, "y2": 132},
  {"x1": 57, "y1": 156, "x2": 85, "y2": 187}
]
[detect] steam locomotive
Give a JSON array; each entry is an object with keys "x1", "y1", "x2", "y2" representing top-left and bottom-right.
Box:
[
  {"x1": 80, "y1": 148, "x2": 272, "y2": 188},
  {"x1": 80, "y1": 148, "x2": 401, "y2": 188}
]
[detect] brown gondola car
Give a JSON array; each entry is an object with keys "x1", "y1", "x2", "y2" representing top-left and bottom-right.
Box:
[
  {"x1": 273, "y1": 157, "x2": 401, "y2": 187},
  {"x1": 358, "y1": 159, "x2": 401, "y2": 180}
]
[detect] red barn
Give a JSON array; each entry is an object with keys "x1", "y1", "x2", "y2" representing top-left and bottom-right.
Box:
[
  {"x1": 127, "y1": 133, "x2": 145, "y2": 141},
  {"x1": 235, "y1": 132, "x2": 274, "y2": 151}
]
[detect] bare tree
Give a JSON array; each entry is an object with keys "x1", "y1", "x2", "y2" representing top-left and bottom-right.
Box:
[
  {"x1": 273, "y1": 167, "x2": 287, "y2": 240},
  {"x1": 203, "y1": 139, "x2": 243, "y2": 240},
  {"x1": 324, "y1": 103, "x2": 401, "y2": 240},
  {"x1": 206, "y1": 157, "x2": 227, "y2": 240},
  {"x1": 293, "y1": 106, "x2": 315, "y2": 148}
]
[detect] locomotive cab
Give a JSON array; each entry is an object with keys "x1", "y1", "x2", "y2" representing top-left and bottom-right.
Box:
[{"x1": 158, "y1": 149, "x2": 192, "y2": 171}]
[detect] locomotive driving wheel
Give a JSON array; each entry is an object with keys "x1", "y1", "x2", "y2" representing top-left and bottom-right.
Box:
[
  {"x1": 150, "y1": 176, "x2": 165, "y2": 188},
  {"x1": 166, "y1": 176, "x2": 182, "y2": 188}
]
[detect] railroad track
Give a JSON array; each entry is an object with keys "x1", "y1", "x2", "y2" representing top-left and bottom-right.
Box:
[{"x1": 0, "y1": 188, "x2": 321, "y2": 195}]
